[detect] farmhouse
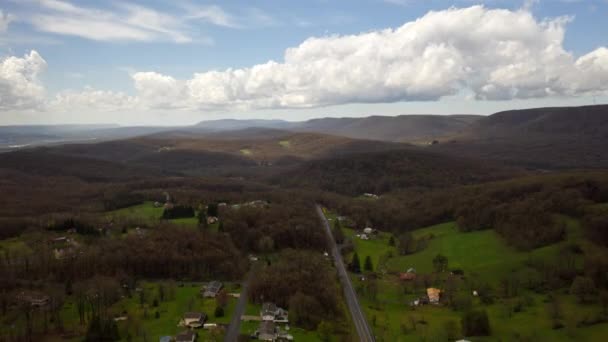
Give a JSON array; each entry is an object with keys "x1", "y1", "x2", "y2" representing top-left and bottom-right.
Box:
[
  {"x1": 202, "y1": 281, "x2": 223, "y2": 298},
  {"x1": 363, "y1": 227, "x2": 374, "y2": 235},
  {"x1": 175, "y1": 330, "x2": 196, "y2": 342},
  {"x1": 180, "y1": 312, "x2": 207, "y2": 328},
  {"x1": 427, "y1": 288, "x2": 441, "y2": 304},
  {"x1": 261, "y1": 302, "x2": 289, "y2": 323}
]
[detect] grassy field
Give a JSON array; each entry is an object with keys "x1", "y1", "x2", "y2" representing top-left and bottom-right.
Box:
[
  {"x1": 112, "y1": 282, "x2": 236, "y2": 341},
  {"x1": 325, "y1": 209, "x2": 608, "y2": 341},
  {"x1": 106, "y1": 202, "x2": 200, "y2": 228},
  {"x1": 279, "y1": 140, "x2": 291, "y2": 148},
  {"x1": 240, "y1": 149, "x2": 253, "y2": 156}
]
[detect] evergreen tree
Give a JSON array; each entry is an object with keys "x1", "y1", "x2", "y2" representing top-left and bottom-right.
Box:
[
  {"x1": 207, "y1": 203, "x2": 219, "y2": 217},
  {"x1": 332, "y1": 220, "x2": 345, "y2": 244},
  {"x1": 388, "y1": 235, "x2": 395, "y2": 247},
  {"x1": 433, "y1": 254, "x2": 449, "y2": 273},
  {"x1": 364, "y1": 255, "x2": 373, "y2": 272},
  {"x1": 350, "y1": 252, "x2": 361, "y2": 273}
]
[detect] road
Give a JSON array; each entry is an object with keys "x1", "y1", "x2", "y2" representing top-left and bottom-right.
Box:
[
  {"x1": 224, "y1": 265, "x2": 256, "y2": 342},
  {"x1": 316, "y1": 204, "x2": 375, "y2": 342}
]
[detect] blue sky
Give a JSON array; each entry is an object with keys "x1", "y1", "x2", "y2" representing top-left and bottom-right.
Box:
[{"x1": 0, "y1": 0, "x2": 607, "y2": 125}]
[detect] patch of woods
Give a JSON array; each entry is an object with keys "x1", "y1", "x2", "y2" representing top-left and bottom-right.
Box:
[
  {"x1": 221, "y1": 194, "x2": 327, "y2": 252},
  {"x1": 321, "y1": 172, "x2": 608, "y2": 251},
  {"x1": 248, "y1": 249, "x2": 350, "y2": 335},
  {"x1": 276, "y1": 149, "x2": 520, "y2": 196}
]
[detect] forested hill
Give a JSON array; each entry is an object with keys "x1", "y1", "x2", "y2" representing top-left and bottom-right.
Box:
[{"x1": 433, "y1": 105, "x2": 608, "y2": 169}]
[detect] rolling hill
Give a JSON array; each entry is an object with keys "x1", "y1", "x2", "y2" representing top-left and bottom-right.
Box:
[{"x1": 433, "y1": 105, "x2": 608, "y2": 169}]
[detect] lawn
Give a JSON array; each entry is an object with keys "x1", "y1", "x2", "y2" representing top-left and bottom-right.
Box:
[
  {"x1": 105, "y1": 202, "x2": 201, "y2": 229},
  {"x1": 278, "y1": 140, "x2": 291, "y2": 148},
  {"x1": 105, "y1": 201, "x2": 164, "y2": 224},
  {"x1": 112, "y1": 282, "x2": 236, "y2": 341},
  {"x1": 343, "y1": 227, "x2": 396, "y2": 272},
  {"x1": 240, "y1": 149, "x2": 253, "y2": 155}
]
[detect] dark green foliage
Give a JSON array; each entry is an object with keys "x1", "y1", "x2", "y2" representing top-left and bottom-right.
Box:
[
  {"x1": 462, "y1": 310, "x2": 491, "y2": 337},
  {"x1": 570, "y1": 276, "x2": 597, "y2": 303},
  {"x1": 388, "y1": 235, "x2": 395, "y2": 246},
  {"x1": 364, "y1": 256, "x2": 373, "y2": 272},
  {"x1": 398, "y1": 232, "x2": 416, "y2": 255},
  {"x1": 332, "y1": 220, "x2": 345, "y2": 244},
  {"x1": 350, "y1": 252, "x2": 361, "y2": 273},
  {"x1": 85, "y1": 317, "x2": 120, "y2": 341},
  {"x1": 433, "y1": 254, "x2": 448, "y2": 273},
  {"x1": 214, "y1": 306, "x2": 224, "y2": 317},
  {"x1": 207, "y1": 203, "x2": 219, "y2": 217},
  {"x1": 162, "y1": 205, "x2": 195, "y2": 220},
  {"x1": 102, "y1": 191, "x2": 143, "y2": 211}
]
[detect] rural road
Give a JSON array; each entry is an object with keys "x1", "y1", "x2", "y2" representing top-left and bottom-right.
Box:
[
  {"x1": 316, "y1": 205, "x2": 376, "y2": 342},
  {"x1": 224, "y1": 265, "x2": 256, "y2": 342}
]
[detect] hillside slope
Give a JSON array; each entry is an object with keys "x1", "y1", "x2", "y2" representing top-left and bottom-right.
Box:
[{"x1": 434, "y1": 105, "x2": 608, "y2": 169}]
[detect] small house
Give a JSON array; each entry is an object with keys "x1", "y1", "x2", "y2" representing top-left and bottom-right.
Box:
[
  {"x1": 363, "y1": 227, "x2": 374, "y2": 235},
  {"x1": 202, "y1": 281, "x2": 223, "y2": 298},
  {"x1": 427, "y1": 288, "x2": 441, "y2": 304},
  {"x1": 175, "y1": 330, "x2": 196, "y2": 342},
  {"x1": 261, "y1": 302, "x2": 289, "y2": 323},
  {"x1": 206, "y1": 216, "x2": 218, "y2": 225},
  {"x1": 159, "y1": 336, "x2": 173, "y2": 342},
  {"x1": 180, "y1": 312, "x2": 206, "y2": 328}
]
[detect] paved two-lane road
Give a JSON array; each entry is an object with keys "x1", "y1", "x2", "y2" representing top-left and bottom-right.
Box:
[
  {"x1": 224, "y1": 265, "x2": 257, "y2": 342},
  {"x1": 316, "y1": 205, "x2": 375, "y2": 342}
]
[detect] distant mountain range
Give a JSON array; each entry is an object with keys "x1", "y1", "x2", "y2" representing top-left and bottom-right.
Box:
[{"x1": 1, "y1": 104, "x2": 607, "y2": 170}]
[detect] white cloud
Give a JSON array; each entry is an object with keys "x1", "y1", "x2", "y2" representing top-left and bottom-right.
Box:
[
  {"x1": 184, "y1": 5, "x2": 240, "y2": 28},
  {"x1": 130, "y1": 6, "x2": 608, "y2": 110},
  {"x1": 3, "y1": 6, "x2": 608, "y2": 115},
  {"x1": 50, "y1": 87, "x2": 137, "y2": 112},
  {"x1": 0, "y1": 50, "x2": 47, "y2": 110},
  {"x1": 24, "y1": 0, "x2": 198, "y2": 43}
]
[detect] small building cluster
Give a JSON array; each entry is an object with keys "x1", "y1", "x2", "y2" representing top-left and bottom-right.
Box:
[
  {"x1": 356, "y1": 227, "x2": 377, "y2": 240},
  {"x1": 252, "y1": 302, "x2": 292, "y2": 341}
]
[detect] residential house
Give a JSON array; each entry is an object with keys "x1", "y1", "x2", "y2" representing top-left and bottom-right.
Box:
[
  {"x1": 427, "y1": 288, "x2": 441, "y2": 304},
  {"x1": 261, "y1": 302, "x2": 289, "y2": 323},
  {"x1": 159, "y1": 336, "x2": 173, "y2": 342},
  {"x1": 175, "y1": 330, "x2": 196, "y2": 342},
  {"x1": 363, "y1": 227, "x2": 374, "y2": 235},
  {"x1": 206, "y1": 216, "x2": 218, "y2": 225},
  {"x1": 202, "y1": 281, "x2": 223, "y2": 298},
  {"x1": 180, "y1": 312, "x2": 207, "y2": 328}
]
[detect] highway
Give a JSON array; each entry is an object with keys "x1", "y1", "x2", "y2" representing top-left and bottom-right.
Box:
[{"x1": 316, "y1": 204, "x2": 375, "y2": 342}]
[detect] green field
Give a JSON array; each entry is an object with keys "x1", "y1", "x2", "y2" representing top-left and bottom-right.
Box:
[
  {"x1": 240, "y1": 149, "x2": 253, "y2": 155},
  {"x1": 106, "y1": 202, "x2": 200, "y2": 228},
  {"x1": 278, "y1": 140, "x2": 291, "y2": 148},
  {"x1": 326, "y1": 209, "x2": 608, "y2": 341}
]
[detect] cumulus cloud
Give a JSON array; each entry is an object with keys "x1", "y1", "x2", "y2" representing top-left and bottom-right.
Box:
[
  {"x1": 0, "y1": 50, "x2": 47, "y2": 110},
  {"x1": 2, "y1": 6, "x2": 608, "y2": 114},
  {"x1": 129, "y1": 5, "x2": 608, "y2": 110}
]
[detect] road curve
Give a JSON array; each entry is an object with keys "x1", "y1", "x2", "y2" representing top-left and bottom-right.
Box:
[{"x1": 316, "y1": 204, "x2": 375, "y2": 342}]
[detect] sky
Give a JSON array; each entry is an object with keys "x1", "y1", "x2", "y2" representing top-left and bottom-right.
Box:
[{"x1": 0, "y1": 0, "x2": 607, "y2": 126}]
